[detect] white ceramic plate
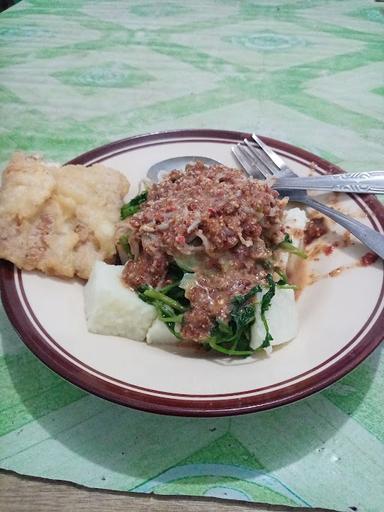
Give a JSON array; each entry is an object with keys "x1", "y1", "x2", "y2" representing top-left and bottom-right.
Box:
[{"x1": 1, "y1": 129, "x2": 383, "y2": 416}]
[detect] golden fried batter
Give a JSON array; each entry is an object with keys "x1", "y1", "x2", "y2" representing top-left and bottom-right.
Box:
[{"x1": 0, "y1": 153, "x2": 129, "y2": 279}]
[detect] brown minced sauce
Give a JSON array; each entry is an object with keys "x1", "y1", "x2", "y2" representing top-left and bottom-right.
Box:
[
  {"x1": 302, "y1": 214, "x2": 378, "y2": 284},
  {"x1": 117, "y1": 162, "x2": 288, "y2": 343}
]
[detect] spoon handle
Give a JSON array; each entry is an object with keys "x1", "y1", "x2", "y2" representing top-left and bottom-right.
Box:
[{"x1": 274, "y1": 171, "x2": 384, "y2": 194}]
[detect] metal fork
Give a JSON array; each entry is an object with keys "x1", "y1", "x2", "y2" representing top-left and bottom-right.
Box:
[
  {"x1": 232, "y1": 134, "x2": 384, "y2": 259},
  {"x1": 233, "y1": 144, "x2": 384, "y2": 194}
]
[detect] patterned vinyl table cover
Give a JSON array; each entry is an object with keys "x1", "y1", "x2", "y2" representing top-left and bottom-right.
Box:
[{"x1": 0, "y1": 1, "x2": 383, "y2": 511}]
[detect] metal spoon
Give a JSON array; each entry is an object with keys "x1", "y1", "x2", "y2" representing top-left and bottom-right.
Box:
[
  {"x1": 147, "y1": 156, "x2": 220, "y2": 182},
  {"x1": 147, "y1": 156, "x2": 384, "y2": 195}
]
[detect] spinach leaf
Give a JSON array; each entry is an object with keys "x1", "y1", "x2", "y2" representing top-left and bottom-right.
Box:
[
  {"x1": 135, "y1": 266, "x2": 279, "y2": 355},
  {"x1": 275, "y1": 268, "x2": 297, "y2": 290},
  {"x1": 152, "y1": 300, "x2": 183, "y2": 339},
  {"x1": 207, "y1": 286, "x2": 261, "y2": 357},
  {"x1": 232, "y1": 286, "x2": 260, "y2": 308},
  {"x1": 275, "y1": 268, "x2": 289, "y2": 285},
  {"x1": 136, "y1": 276, "x2": 189, "y2": 339},
  {"x1": 260, "y1": 274, "x2": 275, "y2": 348},
  {"x1": 137, "y1": 285, "x2": 186, "y2": 313},
  {"x1": 167, "y1": 261, "x2": 186, "y2": 284},
  {"x1": 157, "y1": 262, "x2": 191, "y2": 308},
  {"x1": 279, "y1": 233, "x2": 307, "y2": 259},
  {"x1": 283, "y1": 233, "x2": 293, "y2": 244},
  {"x1": 121, "y1": 191, "x2": 148, "y2": 219}
]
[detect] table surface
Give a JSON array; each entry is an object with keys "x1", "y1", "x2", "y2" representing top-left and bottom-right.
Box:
[
  {"x1": 0, "y1": 1, "x2": 383, "y2": 512},
  {"x1": 0, "y1": 471, "x2": 334, "y2": 512}
]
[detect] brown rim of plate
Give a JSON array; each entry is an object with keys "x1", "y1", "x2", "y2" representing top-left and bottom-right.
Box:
[{"x1": 1, "y1": 129, "x2": 383, "y2": 417}]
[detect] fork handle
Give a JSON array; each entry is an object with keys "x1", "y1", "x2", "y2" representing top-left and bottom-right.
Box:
[
  {"x1": 297, "y1": 196, "x2": 384, "y2": 259},
  {"x1": 274, "y1": 171, "x2": 384, "y2": 194}
]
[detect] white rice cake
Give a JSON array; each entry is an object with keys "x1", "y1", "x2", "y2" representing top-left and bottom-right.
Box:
[
  {"x1": 250, "y1": 288, "x2": 298, "y2": 350},
  {"x1": 286, "y1": 207, "x2": 307, "y2": 246},
  {"x1": 84, "y1": 261, "x2": 156, "y2": 341},
  {"x1": 278, "y1": 207, "x2": 308, "y2": 269},
  {"x1": 146, "y1": 319, "x2": 179, "y2": 344}
]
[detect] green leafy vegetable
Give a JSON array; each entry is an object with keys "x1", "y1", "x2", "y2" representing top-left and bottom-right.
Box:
[
  {"x1": 277, "y1": 283, "x2": 298, "y2": 290},
  {"x1": 279, "y1": 233, "x2": 307, "y2": 259},
  {"x1": 152, "y1": 300, "x2": 183, "y2": 338},
  {"x1": 262, "y1": 259, "x2": 274, "y2": 272},
  {"x1": 174, "y1": 256, "x2": 197, "y2": 273},
  {"x1": 260, "y1": 274, "x2": 275, "y2": 348},
  {"x1": 138, "y1": 286, "x2": 185, "y2": 313},
  {"x1": 160, "y1": 262, "x2": 192, "y2": 308},
  {"x1": 134, "y1": 263, "x2": 280, "y2": 355},
  {"x1": 275, "y1": 268, "x2": 297, "y2": 290},
  {"x1": 118, "y1": 235, "x2": 132, "y2": 258},
  {"x1": 136, "y1": 263, "x2": 190, "y2": 338},
  {"x1": 207, "y1": 337, "x2": 254, "y2": 357},
  {"x1": 275, "y1": 268, "x2": 289, "y2": 285},
  {"x1": 206, "y1": 286, "x2": 261, "y2": 356},
  {"x1": 137, "y1": 285, "x2": 184, "y2": 339},
  {"x1": 167, "y1": 261, "x2": 186, "y2": 283},
  {"x1": 121, "y1": 191, "x2": 148, "y2": 219}
]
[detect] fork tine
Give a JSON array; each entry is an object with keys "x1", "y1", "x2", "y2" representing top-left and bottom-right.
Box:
[
  {"x1": 232, "y1": 145, "x2": 250, "y2": 172},
  {"x1": 252, "y1": 133, "x2": 286, "y2": 169},
  {"x1": 246, "y1": 141, "x2": 281, "y2": 177},
  {"x1": 243, "y1": 139, "x2": 275, "y2": 177},
  {"x1": 240, "y1": 142, "x2": 271, "y2": 178},
  {"x1": 233, "y1": 145, "x2": 260, "y2": 176},
  {"x1": 232, "y1": 145, "x2": 267, "y2": 179},
  {"x1": 240, "y1": 139, "x2": 271, "y2": 178}
]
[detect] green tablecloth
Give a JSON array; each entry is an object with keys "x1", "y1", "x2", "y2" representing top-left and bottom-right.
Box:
[{"x1": 0, "y1": 1, "x2": 383, "y2": 510}]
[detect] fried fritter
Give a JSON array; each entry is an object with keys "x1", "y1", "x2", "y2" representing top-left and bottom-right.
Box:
[{"x1": 0, "y1": 153, "x2": 129, "y2": 279}]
